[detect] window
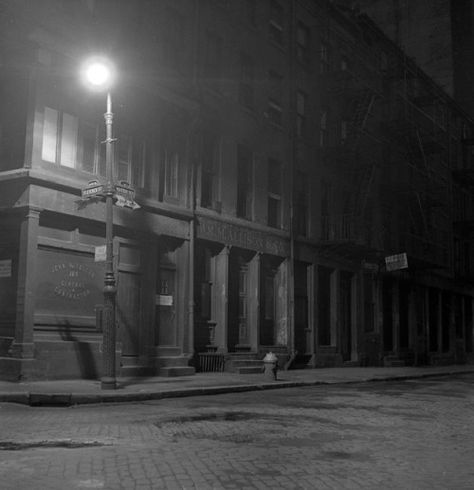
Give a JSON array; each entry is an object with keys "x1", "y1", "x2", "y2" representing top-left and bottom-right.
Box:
[
  {"x1": 164, "y1": 150, "x2": 179, "y2": 198},
  {"x1": 296, "y1": 91, "x2": 307, "y2": 138},
  {"x1": 296, "y1": 22, "x2": 309, "y2": 64},
  {"x1": 117, "y1": 135, "x2": 131, "y2": 182},
  {"x1": 341, "y1": 56, "x2": 348, "y2": 71},
  {"x1": 320, "y1": 110, "x2": 327, "y2": 147},
  {"x1": 320, "y1": 42, "x2": 329, "y2": 73},
  {"x1": 79, "y1": 121, "x2": 98, "y2": 174},
  {"x1": 267, "y1": 70, "x2": 283, "y2": 126},
  {"x1": 237, "y1": 144, "x2": 253, "y2": 219},
  {"x1": 269, "y1": 0, "x2": 284, "y2": 46},
  {"x1": 42, "y1": 107, "x2": 78, "y2": 168},
  {"x1": 42, "y1": 106, "x2": 147, "y2": 186},
  {"x1": 267, "y1": 158, "x2": 282, "y2": 228},
  {"x1": 131, "y1": 139, "x2": 147, "y2": 189},
  {"x1": 341, "y1": 120, "x2": 348, "y2": 145},
  {"x1": 239, "y1": 53, "x2": 255, "y2": 109},
  {"x1": 295, "y1": 171, "x2": 308, "y2": 236},
  {"x1": 200, "y1": 132, "x2": 220, "y2": 209},
  {"x1": 204, "y1": 30, "x2": 223, "y2": 79}
]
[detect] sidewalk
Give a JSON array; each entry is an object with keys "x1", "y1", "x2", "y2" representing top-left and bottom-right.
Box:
[{"x1": 0, "y1": 364, "x2": 473, "y2": 406}]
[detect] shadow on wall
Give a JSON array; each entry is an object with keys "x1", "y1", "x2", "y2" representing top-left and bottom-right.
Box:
[{"x1": 58, "y1": 320, "x2": 99, "y2": 379}]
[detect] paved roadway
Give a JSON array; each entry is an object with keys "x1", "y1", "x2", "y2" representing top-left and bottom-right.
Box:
[{"x1": 0, "y1": 374, "x2": 473, "y2": 490}]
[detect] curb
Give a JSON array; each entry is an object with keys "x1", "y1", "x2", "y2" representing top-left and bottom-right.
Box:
[{"x1": 0, "y1": 369, "x2": 473, "y2": 407}]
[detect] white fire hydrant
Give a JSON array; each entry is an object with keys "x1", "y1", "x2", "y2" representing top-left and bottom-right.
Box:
[{"x1": 263, "y1": 352, "x2": 278, "y2": 381}]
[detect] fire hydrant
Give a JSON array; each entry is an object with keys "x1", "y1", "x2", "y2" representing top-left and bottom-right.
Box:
[{"x1": 263, "y1": 352, "x2": 278, "y2": 381}]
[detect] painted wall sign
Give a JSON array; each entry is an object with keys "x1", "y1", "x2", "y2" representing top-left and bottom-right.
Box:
[
  {"x1": 0, "y1": 259, "x2": 12, "y2": 278},
  {"x1": 197, "y1": 217, "x2": 290, "y2": 257},
  {"x1": 36, "y1": 248, "x2": 103, "y2": 321}
]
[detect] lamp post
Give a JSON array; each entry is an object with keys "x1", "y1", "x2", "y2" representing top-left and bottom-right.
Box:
[{"x1": 81, "y1": 57, "x2": 118, "y2": 390}]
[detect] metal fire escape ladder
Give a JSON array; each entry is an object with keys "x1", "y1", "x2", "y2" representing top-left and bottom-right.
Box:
[{"x1": 350, "y1": 91, "x2": 376, "y2": 152}]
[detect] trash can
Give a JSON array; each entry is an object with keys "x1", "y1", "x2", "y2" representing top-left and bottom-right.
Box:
[{"x1": 263, "y1": 352, "x2": 278, "y2": 381}]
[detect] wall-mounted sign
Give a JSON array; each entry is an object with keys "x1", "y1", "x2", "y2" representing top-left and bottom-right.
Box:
[
  {"x1": 0, "y1": 259, "x2": 12, "y2": 278},
  {"x1": 156, "y1": 294, "x2": 173, "y2": 306},
  {"x1": 95, "y1": 245, "x2": 106, "y2": 262},
  {"x1": 385, "y1": 253, "x2": 408, "y2": 272},
  {"x1": 198, "y1": 217, "x2": 290, "y2": 256}
]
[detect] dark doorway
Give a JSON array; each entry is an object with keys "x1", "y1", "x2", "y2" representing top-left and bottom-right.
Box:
[
  {"x1": 260, "y1": 266, "x2": 276, "y2": 346},
  {"x1": 383, "y1": 279, "x2": 393, "y2": 351},
  {"x1": 429, "y1": 288, "x2": 439, "y2": 352},
  {"x1": 317, "y1": 266, "x2": 332, "y2": 346},
  {"x1": 399, "y1": 282, "x2": 410, "y2": 350},
  {"x1": 340, "y1": 271, "x2": 352, "y2": 361},
  {"x1": 294, "y1": 262, "x2": 309, "y2": 354}
]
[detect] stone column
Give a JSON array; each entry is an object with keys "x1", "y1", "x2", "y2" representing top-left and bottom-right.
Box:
[
  {"x1": 248, "y1": 253, "x2": 261, "y2": 352},
  {"x1": 10, "y1": 207, "x2": 41, "y2": 359},
  {"x1": 213, "y1": 246, "x2": 230, "y2": 352}
]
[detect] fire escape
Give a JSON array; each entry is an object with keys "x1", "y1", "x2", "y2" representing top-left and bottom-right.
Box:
[
  {"x1": 381, "y1": 61, "x2": 453, "y2": 271},
  {"x1": 452, "y1": 137, "x2": 474, "y2": 283},
  {"x1": 319, "y1": 53, "x2": 382, "y2": 262}
]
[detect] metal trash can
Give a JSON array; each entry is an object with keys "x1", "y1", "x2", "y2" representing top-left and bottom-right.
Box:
[{"x1": 263, "y1": 352, "x2": 278, "y2": 381}]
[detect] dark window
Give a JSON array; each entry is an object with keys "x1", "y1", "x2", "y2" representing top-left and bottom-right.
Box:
[
  {"x1": 320, "y1": 42, "x2": 329, "y2": 73},
  {"x1": 320, "y1": 110, "x2": 327, "y2": 147},
  {"x1": 237, "y1": 144, "x2": 253, "y2": 219},
  {"x1": 295, "y1": 170, "x2": 308, "y2": 236},
  {"x1": 239, "y1": 53, "x2": 255, "y2": 109},
  {"x1": 296, "y1": 21, "x2": 309, "y2": 64},
  {"x1": 296, "y1": 91, "x2": 307, "y2": 138},
  {"x1": 200, "y1": 132, "x2": 220, "y2": 209},
  {"x1": 267, "y1": 158, "x2": 282, "y2": 228},
  {"x1": 269, "y1": 0, "x2": 284, "y2": 46},
  {"x1": 267, "y1": 70, "x2": 283, "y2": 126}
]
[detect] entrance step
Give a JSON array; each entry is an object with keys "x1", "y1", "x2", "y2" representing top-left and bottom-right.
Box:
[
  {"x1": 225, "y1": 353, "x2": 261, "y2": 373},
  {"x1": 342, "y1": 360, "x2": 360, "y2": 367},
  {"x1": 154, "y1": 354, "x2": 195, "y2": 377},
  {"x1": 158, "y1": 366, "x2": 196, "y2": 377},
  {"x1": 237, "y1": 365, "x2": 264, "y2": 374},
  {"x1": 383, "y1": 356, "x2": 405, "y2": 367}
]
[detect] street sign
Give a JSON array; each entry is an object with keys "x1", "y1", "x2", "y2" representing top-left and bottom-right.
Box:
[
  {"x1": 114, "y1": 181, "x2": 135, "y2": 201},
  {"x1": 81, "y1": 180, "x2": 104, "y2": 199},
  {"x1": 94, "y1": 245, "x2": 106, "y2": 262},
  {"x1": 385, "y1": 253, "x2": 408, "y2": 272}
]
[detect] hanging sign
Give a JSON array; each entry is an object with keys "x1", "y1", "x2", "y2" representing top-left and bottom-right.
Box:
[
  {"x1": 385, "y1": 253, "x2": 408, "y2": 272},
  {"x1": 0, "y1": 259, "x2": 12, "y2": 278},
  {"x1": 94, "y1": 245, "x2": 107, "y2": 262}
]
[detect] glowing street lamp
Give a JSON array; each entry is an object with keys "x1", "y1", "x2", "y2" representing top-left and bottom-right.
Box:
[{"x1": 81, "y1": 56, "x2": 118, "y2": 390}]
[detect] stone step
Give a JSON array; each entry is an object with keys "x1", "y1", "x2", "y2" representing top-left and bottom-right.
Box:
[
  {"x1": 154, "y1": 356, "x2": 192, "y2": 368},
  {"x1": 229, "y1": 359, "x2": 263, "y2": 368},
  {"x1": 158, "y1": 366, "x2": 196, "y2": 377},
  {"x1": 237, "y1": 366, "x2": 264, "y2": 374}
]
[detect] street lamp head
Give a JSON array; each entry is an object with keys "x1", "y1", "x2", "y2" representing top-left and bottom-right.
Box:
[{"x1": 80, "y1": 56, "x2": 115, "y2": 91}]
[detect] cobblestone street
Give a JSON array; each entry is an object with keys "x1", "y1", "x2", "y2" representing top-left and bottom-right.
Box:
[{"x1": 1, "y1": 374, "x2": 473, "y2": 489}]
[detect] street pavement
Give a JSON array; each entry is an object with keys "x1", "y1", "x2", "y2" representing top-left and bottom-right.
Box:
[
  {"x1": 0, "y1": 364, "x2": 473, "y2": 405},
  {"x1": 0, "y1": 373, "x2": 473, "y2": 489}
]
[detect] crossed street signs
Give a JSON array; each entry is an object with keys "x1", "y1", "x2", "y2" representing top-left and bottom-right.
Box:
[{"x1": 80, "y1": 180, "x2": 140, "y2": 210}]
